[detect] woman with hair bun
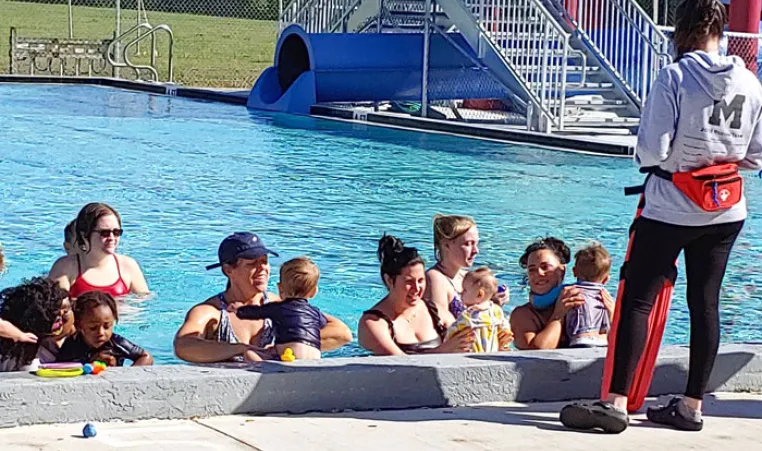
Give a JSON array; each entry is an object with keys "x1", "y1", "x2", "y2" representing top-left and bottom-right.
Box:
[
  {"x1": 509, "y1": 237, "x2": 586, "y2": 350},
  {"x1": 358, "y1": 234, "x2": 474, "y2": 355}
]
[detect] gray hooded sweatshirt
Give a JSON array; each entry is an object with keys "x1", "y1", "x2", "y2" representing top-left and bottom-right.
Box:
[{"x1": 636, "y1": 51, "x2": 762, "y2": 226}]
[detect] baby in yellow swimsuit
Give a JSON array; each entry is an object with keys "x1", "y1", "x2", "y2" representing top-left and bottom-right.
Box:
[{"x1": 445, "y1": 267, "x2": 512, "y2": 353}]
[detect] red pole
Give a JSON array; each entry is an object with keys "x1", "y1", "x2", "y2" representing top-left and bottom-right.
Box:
[
  {"x1": 728, "y1": 0, "x2": 761, "y2": 74},
  {"x1": 565, "y1": 0, "x2": 578, "y2": 22}
]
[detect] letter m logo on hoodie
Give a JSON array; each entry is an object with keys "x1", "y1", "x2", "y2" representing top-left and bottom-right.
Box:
[{"x1": 709, "y1": 95, "x2": 746, "y2": 130}]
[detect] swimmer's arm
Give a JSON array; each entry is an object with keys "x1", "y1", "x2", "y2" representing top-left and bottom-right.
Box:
[
  {"x1": 319, "y1": 313, "x2": 352, "y2": 351},
  {"x1": 635, "y1": 77, "x2": 676, "y2": 167},
  {"x1": 425, "y1": 271, "x2": 454, "y2": 326},
  {"x1": 132, "y1": 351, "x2": 153, "y2": 366},
  {"x1": 601, "y1": 289, "x2": 615, "y2": 323},
  {"x1": 0, "y1": 319, "x2": 37, "y2": 343},
  {"x1": 173, "y1": 306, "x2": 249, "y2": 363},
  {"x1": 115, "y1": 335, "x2": 153, "y2": 366},
  {"x1": 510, "y1": 306, "x2": 563, "y2": 350},
  {"x1": 357, "y1": 315, "x2": 406, "y2": 356},
  {"x1": 48, "y1": 256, "x2": 73, "y2": 292},
  {"x1": 122, "y1": 256, "x2": 149, "y2": 295}
]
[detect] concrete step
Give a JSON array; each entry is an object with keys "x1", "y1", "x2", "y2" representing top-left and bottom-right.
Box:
[
  {"x1": 529, "y1": 81, "x2": 615, "y2": 92},
  {"x1": 563, "y1": 116, "x2": 640, "y2": 127},
  {"x1": 514, "y1": 65, "x2": 601, "y2": 75},
  {"x1": 550, "y1": 97, "x2": 632, "y2": 110}
]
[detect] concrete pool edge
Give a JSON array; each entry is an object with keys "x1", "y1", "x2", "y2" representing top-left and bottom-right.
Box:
[
  {"x1": 0, "y1": 75, "x2": 633, "y2": 156},
  {"x1": 1, "y1": 343, "x2": 760, "y2": 428}
]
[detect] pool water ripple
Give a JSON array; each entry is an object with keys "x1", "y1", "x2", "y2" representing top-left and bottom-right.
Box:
[{"x1": 1, "y1": 84, "x2": 760, "y2": 363}]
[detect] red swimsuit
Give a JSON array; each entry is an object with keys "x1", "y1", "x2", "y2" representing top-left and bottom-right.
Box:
[{"x1": 68, "y1": 254, "x2": 130, "y2": 298}]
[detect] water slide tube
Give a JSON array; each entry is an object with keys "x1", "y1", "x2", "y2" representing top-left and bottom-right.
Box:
[{"x1": 247, "y1": 25, "x2": 522, "y2": 114}]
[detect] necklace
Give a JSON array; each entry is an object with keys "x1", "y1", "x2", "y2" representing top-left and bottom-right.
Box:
[{"x1": 403, "y1": 310, "x2": 417, "y2": 323}]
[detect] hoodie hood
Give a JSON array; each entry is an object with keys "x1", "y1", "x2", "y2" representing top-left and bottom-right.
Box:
[{"x1": 679, "y1": 51, "x2": 746, "y2": 100}]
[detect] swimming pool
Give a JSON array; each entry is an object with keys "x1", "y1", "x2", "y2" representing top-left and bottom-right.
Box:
[{"x1": 1, "y1": 83, "x2": 760, "y2": 363}]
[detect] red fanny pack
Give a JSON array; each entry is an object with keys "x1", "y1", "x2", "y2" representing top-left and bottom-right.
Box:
[{"x1": 655, "y1": 164, "x2": 742, "y2": 212}]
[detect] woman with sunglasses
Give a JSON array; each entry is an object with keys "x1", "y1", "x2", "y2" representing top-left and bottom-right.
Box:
[{"x1": 49, "y1": 203, "x2": 149, "y2": 298}]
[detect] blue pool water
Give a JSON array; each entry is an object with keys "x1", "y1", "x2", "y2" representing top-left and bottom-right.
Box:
[{"x1": 1, "y1": 84, "x2": 761, "y2": 363}]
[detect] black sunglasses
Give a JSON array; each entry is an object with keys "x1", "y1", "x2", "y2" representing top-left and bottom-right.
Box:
[{"x1": 94, "y1": 228, "x2": 124, "y2": 238}]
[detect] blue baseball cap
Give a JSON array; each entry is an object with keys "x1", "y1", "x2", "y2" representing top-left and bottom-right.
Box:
[{"x1": 205, "y1": 232, "x2": 279, "y2": 270}]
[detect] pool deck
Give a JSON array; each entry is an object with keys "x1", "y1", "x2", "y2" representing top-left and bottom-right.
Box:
[
  {"x1": 3, "y1": 392, "x2": 761, "y2": 450},
  {"x1": 1, "y1": 343, "x2": 761, "y2": 428},
  {"x1": 0, "y1": 76, "x2": 636, "y2": 156}
]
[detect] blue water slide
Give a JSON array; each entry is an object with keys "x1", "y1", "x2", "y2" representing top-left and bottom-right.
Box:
[{"x1": 247, "y1": 25, "x2": 523, "y2": 114}]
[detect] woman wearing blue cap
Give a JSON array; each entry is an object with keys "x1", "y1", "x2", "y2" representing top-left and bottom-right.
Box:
[{"x1": 174, "y1": 232, "x2": 352, "y2": 363}]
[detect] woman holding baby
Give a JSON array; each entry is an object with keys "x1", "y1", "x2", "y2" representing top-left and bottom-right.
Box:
[{"x1": 510, "y1": 237, "x2": 614, "y2": 350}]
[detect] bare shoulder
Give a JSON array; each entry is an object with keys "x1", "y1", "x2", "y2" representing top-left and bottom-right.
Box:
[
  {"x1": 265, "y1": 291, "x2": 281, "y2": 302},
  {"x1": 509, "y1": 303, "x2": 537, "y2": 327},
  {"x1": 117, "y1": 254, "x2": 143, "y2": 271},
  {"x1": 425, "y1": 267, "x2": 447, "y2": 283},
  {"x1": 49, "y1": 254, "x2": 77, "y2": 277},
  {"x1": 182, "y1": 297, "x2": 222, "y2": 323}
]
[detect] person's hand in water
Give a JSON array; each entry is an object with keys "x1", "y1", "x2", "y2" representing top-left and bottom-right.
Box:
[
  {"x1": 601, "y1": 288, "x2": 615, "y2": 321},
  {"x1": 93, "y1": 350, "x2": 117, "y2": 367},
  {"x1": 435, "y1": 328, "x2": 474, "y2": 353},
  {"x1": 492, "y1": 285, "x2": 510, "y2": 306},
  {"x1": 498, "y1": 329, "x2": 514, "y2": 350},
  {"x1": 552, "y1": 286, "x2": 585, "y2": 321}
]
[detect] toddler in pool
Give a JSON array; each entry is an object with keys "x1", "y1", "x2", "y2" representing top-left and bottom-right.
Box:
[
  {"x1": 566, "y1": 242, "x2": 612, "y2": 348},
  {"x1": 236, "y1": 257, "x2": 326, "y2": 360},
  {"x1": 446, "y1": 267, "x2": 512, "y2": 353},
  {"x1": 57, "y1": 291, "x2": 153, "y2": 366}
]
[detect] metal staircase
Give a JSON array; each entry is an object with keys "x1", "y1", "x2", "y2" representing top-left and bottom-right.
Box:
[{"x1": 279, "y1": 0, "x2": 671, "y2": 134}]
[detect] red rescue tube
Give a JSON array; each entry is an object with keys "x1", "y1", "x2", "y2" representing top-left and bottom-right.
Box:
[{"x1": 600, "y1": 194, "x2": 676, "y2": 413}]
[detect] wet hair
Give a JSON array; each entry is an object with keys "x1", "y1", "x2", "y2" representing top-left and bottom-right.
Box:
[
  {"x1": 73, "y1": 291, "x2": 119, "y2": 323},
  {"x1": 280, "y1": 257, "x2": 320, "y2": 299},
  {"x1": 377, "y1": 234, "x2": 425, "y2": 284},
  {"x1": 0, "y1": 277, "x2": 68, "y2": 367},
  {"x1": 64, "y1": 220, "x2": 77, "y2": 248},
  {"x1": 673, "y1": 0, "x2": 727, "y2": 59},
  {"x1": 574, "y1": 242, "x2": 612, "y2": 283},
  {"x1": 74, "y1": 203, "x2": 121, "y2": 252},
  {"x1": 432, "y1": 214, "x2": 476, "y2": 262},
  {"x1": 464, "y1": 267, "x2": 498, "y2": 300},
  {"x1": 519, "y1": 237, "x2": 571, "y2": 269},
  {"x1": 0, "y1": 246, "x2": 5, "y2": 274}
]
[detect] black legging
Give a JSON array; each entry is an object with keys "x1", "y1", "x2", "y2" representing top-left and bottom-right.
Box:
[{"x1": 610, "y1": 217, "x2": 744, "y2": 400}]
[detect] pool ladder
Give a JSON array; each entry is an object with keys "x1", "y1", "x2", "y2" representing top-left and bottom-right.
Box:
[{"x1": 107, "y1": 23, "x2": 175, "y2": 83}]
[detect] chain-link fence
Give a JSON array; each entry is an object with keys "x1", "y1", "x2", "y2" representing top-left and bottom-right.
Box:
[
  {"x1": 634, "y1": 0, "x2": 677, "y2": 26},
  {"x1": 660, "y1": 27, "x2": 762, "y2": 80},
  {"x1": 1, "y1": 0, "x2": 279, "y2": 87}
]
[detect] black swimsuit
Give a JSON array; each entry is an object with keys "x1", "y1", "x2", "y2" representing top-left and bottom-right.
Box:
[{"x1": 364, "y1": 301, "x2": 444, "y2": 354}]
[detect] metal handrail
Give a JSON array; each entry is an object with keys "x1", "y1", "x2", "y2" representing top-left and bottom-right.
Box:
[
  {"x1": 123, "y1": 25, "x2": 175, "y2": 82},
  {"x1": 572, "y1": 0, "x2": 671, "y2": 108},
  {"x1": 107, "y1": 23, "x2": 153, "y2": 70},
  {"x1": 281, "y1": 0, "x2": 359, "y2": 34},
  {"x1": 459, "y1": 0, "x2": 579, "y2": 131}
]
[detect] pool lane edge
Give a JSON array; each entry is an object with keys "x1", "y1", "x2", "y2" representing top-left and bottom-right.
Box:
[
  {"x1": 310, "y1": 105, "x2": 635, "y2": 157},
  {"x1": 0, "y1": 76, "x2": 633, "y2": 156},
  {"x1": 1, "y1": 343, "x2": 760, "y2": 428}
]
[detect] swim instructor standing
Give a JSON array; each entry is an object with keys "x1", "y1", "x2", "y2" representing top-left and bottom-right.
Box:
[{"x1": 561, "y1": 0, "x2": 762, "y2": 433}]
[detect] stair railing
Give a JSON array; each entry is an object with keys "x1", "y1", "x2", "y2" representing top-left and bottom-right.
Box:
[
  {"x1": 457, "y1": 0, "x2": 586, "y2": 131},
  {"x1": 280, "y1": 0, "x2": 361, "y2": 33},
  {"x1": 571, "y1": 0, "x2": 671, "y2": 108}
]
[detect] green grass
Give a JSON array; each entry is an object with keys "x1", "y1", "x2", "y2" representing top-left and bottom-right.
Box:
[{"x1": 1, "y1": 0, "x2": 278, "y2": 87}]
